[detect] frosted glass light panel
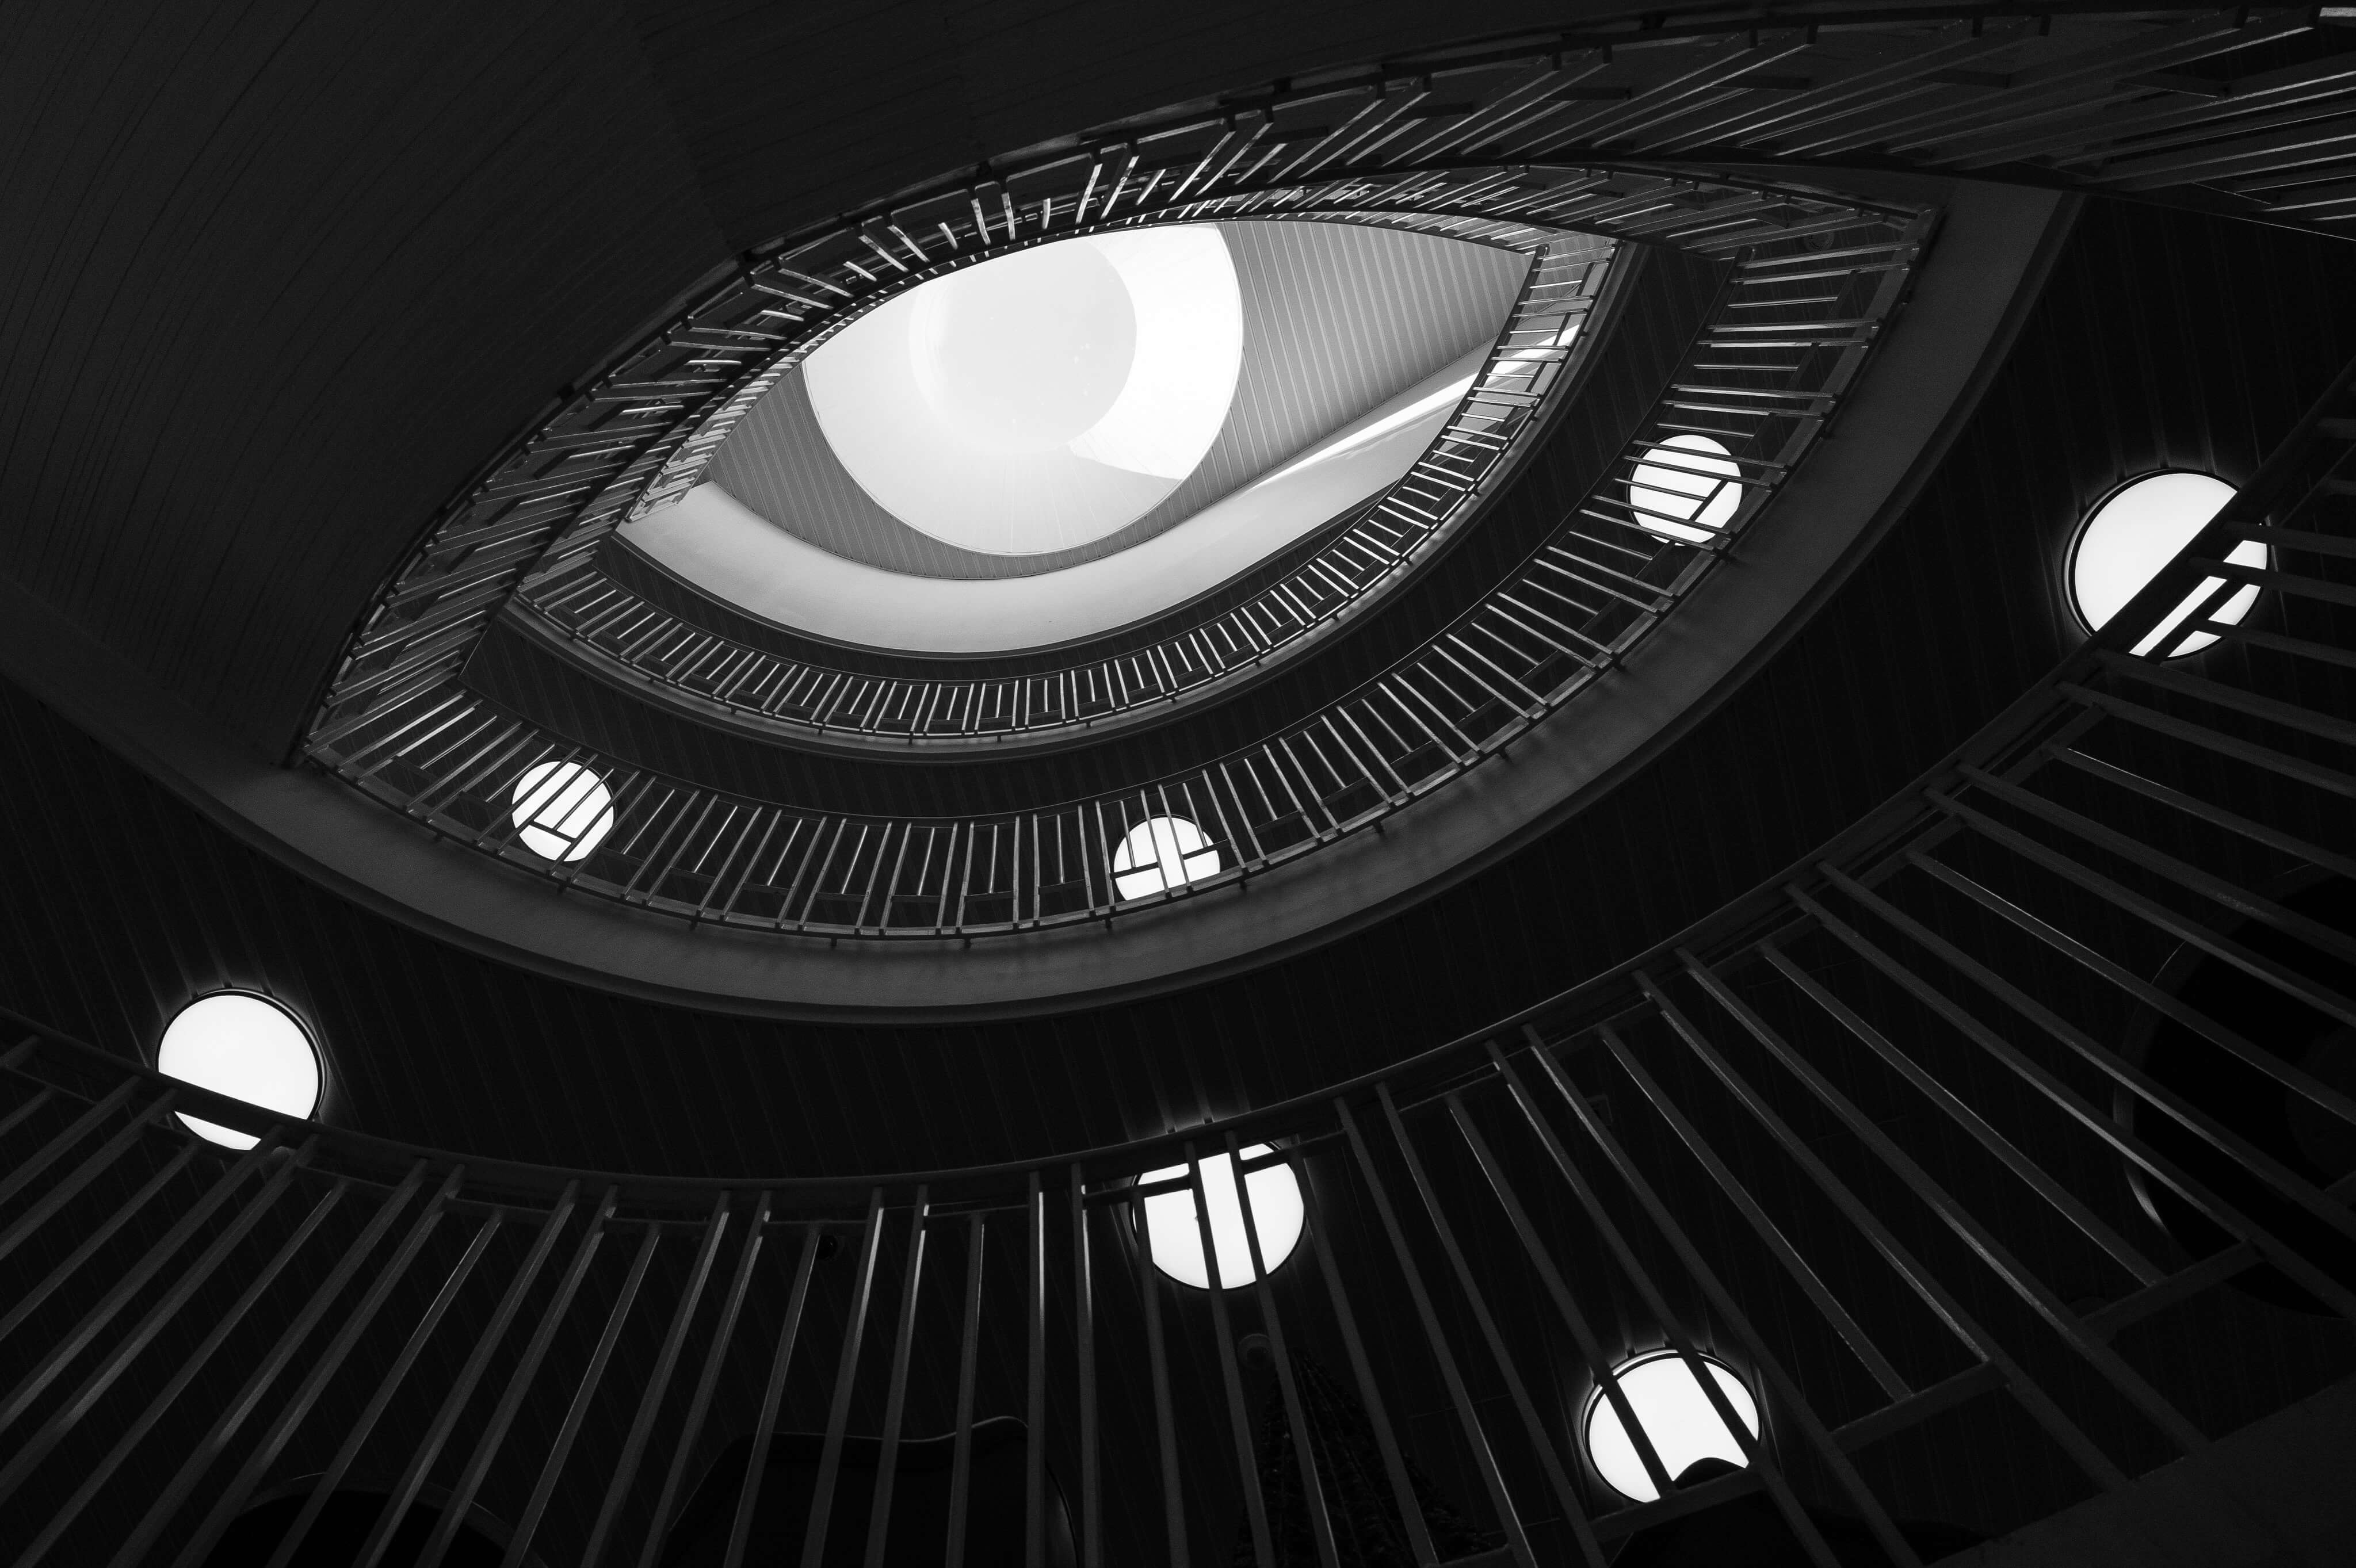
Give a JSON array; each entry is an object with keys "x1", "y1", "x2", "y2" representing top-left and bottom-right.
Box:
[
  {"x1": 1628, "y1": 434, "x2": 1742, "y2": 544},
  {"x1": 2069, "y1": 471, "x2": 2261, "y2": 657},
  {"x1": 1583, "y1": 1350, "x2": 1761, "y2": 1502},
  {"x1": 805, "y1": 227, "x2": 1243, "y2": 555},
  {"x1": 1111, "y1": 815, "x2": 1222, "y2": 901},
  {"x1": 510, "y1": 760, "x2": 616, "y2": 863},
  {"x1": 1136, "y1": 1145, "x2": 1305, "y2": 1288},
  {"x1": 156, "y1": 993, "x2": 323, "y2": 1150}
]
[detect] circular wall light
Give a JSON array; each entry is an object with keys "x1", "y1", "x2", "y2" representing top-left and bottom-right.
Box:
[
  {"x1": 804, "y1": 226, "x2": 1243, "y2": 556},
  {"x1": 1628, "y1": 434, "x2": 1742, "y2": 544},
  {"x1": 2068, "y1": 471, "x2": 2262, "y2": 657},
  {"x1": 1110, "y1": 815, "x2": 1222, "y2": 901},
  {"x1": 1135, "y1": 1145, "x2": 1305, "y2": 1288},
  {"x1": 156, "y1": 992, "x2": 323, "y2": 1150},
  {"x1": 1583, "y1": 1349, "x2": 1761, "y2": 1502},
  {"x1": 510, "y1": 760, "x2": 616, "y2": 863}
]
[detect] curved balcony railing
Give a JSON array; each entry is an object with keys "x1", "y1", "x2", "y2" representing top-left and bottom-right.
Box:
[
  {"x1": 10, "y1": 358, "x2": 2356, "y2": 1568},
  {"x1": 513, "y1": 233, "x2": 1619, "y2": 749},
  {"x1": 303, "y1": 3, "x2": 2356, "y2": 770},
  {"x1": 303, "y1": 219, "x2": 1924, "y2": 938}
]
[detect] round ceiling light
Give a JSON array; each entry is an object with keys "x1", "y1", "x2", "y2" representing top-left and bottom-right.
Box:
[
  {"x1": 1135, "y1": 1145, "x2": 1305, "y2": 1288},
  {"x1": 804, "y1": 227, "x2": 1243, "y2": 556},
  {"x1": 2069, "y1": 471, "x2": 2261, "y2": 657},
  {"x1": 1583, "y1": 1349, "x2": 1760, "y2": 1502},
  {"x1": 1110, "y1": 815, "x2": 1222, "y2": 901},
  {"x1": 156, "y1": 992, "x2": 323, "y2": 1150},
  {"x1": 510, "y1": 760, "x2": 616, "y2": 863},
  {"x1": 1629, "y1": 434, "x2": 1742, "y2": 544}
]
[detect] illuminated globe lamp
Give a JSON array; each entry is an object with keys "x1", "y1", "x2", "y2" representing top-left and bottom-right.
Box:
[
  {"x1": 1133, "y1": 1144, "x2": 1305, "y2": 1288},
  {"x1": 156, "y1": 992, "x2": 324, "y2": 1150},
  {"x1": 2068, "y1": 471, "x2": 2264, "y2": 657},
  {"x1": 1583, "y1": 1349, "x2": 1762, "y2": 1502}
]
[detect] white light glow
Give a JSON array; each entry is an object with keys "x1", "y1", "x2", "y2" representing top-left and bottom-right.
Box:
[
  {"x1": 157, "y1": 993, "x2": 322, "y2": 1150},
  {"x1": 1584, "y1": 1350, "x2": 1760, "y2": 1502},
  {"x1": 1629, "y1": 434, "x2": 1743, "y2": 544},
  {"x1": 1136, "y1": 1145, "x2": 1305, "y2": 1288},
  {"x1": 510, "y1": 760, "x2": 616, "y2": 863},
  {"x1": 1111, "y1": 815, "x2": 1221, "y2": 901},
  {"x1": 805, "y1": 228, "x2": 1243, "y2": 556},
  {"x1": 2069, "y1": 471, "x2": 2261, "y2": 657}
]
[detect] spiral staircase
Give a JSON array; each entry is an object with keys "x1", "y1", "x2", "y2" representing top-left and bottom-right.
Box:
[{"x1": 7, "y1": 6, "x2": 2356, "y2": 1567}]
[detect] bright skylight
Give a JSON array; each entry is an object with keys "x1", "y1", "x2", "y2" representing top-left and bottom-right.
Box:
[
  {"x1": 1629, "y1": 434, "x2": 1743, "y2": 544},
  {"x1": 1135, "y1": 1145, "x2": 1305, "y2": 1288},
  {"x1": 156, "y1": 993, "x2": 322, "y2": 1150},
  {"x1": 1111, "y1": 815, "x2": 1222, "y2": 900},
  {"x1": 805, "y1": 227, "x2": 1243, "y2": 556},
  {"x1": 510, "y1": 761, "x2": 616, "y2": 862},
  {"x1": 2069, "y1": 471, "x2": 2260, "y2": 657},
  {"x1": 1583, "y1": 1350, "x2": 1760, "y2": 1502}
]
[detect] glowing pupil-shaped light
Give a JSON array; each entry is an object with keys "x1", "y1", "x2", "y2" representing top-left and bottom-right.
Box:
[
  {"x1": 1111, "y1": 815, "x2": 1221, "y2": 901},
  {"x1": 1136, "y1": 1145, "x2": 1305, "y2": 1288},
  {"x1": 1584, "y1": 1350, "x2": 1760, "y2": 1502},
  {"x1": 2069, "y1": 471, "x2": 2261, "y2": 658},
  {"x1": 911, "y1": 242, "x2": 1139, "y2": 453},
  {"x1": 157, "y1": 993, "x2": 322, "y2": 1150},
  {"x1": 510, "y1": 761, "x2": 615, "y2": 863},
  {"x1": 1628, "y1": 434, "x2": 1742, "y2": 543}
]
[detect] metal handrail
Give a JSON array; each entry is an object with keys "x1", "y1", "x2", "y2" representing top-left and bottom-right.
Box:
[
  {"x1": 513, "y1": 234, "x2": 1620, "y2": 749},
  {"x1": 304, "y1": 217, "x2": 1925, "y2": 939},
  {"x1": 9, "y1": 358, "x2": 2356, "y2": 1568}
]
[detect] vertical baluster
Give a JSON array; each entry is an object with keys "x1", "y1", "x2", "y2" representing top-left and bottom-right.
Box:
[
  {"x1": 0, "y1": 1079, "x2": 146, "y2": 1213},
  {"x1": 354, "y1": 1182, "x2": 584, "y2": 1568},
  {"x1": 260, "y1": 1211, "x2": 508, "y2": 1568},
  {"x1": 1602, "y1": 997, "x2": 1912, "y2": 1401},
  {"x1": 0, "y1": 1141, "x2": 202, "y2": 1352},
  {"x1": 16, "y1": 1176, "x2": 350, "y2": 1566},
  {"x1": 640, "y1": 1191, "x2": 775, "y2": 1568},
  {"x1": 419, "y1": 1186, "x2": 622, "y2": 1568},
  {"x1": 584, "y1": 1195, "x2": 735, "y2": 1568},
  {"x1": 0, "y1": 1133, "x2": 314, "y2": 1467},
  {"x1": 724, "y1": 1225, "x2": 826, "y2": 1568},
  {"x1": 864, "y1": 1191, "x2": 932, "y2": 1568},
  {"x1": 157, "y1": 1165, "x2": 451, "y2": 1568},
  {"x1": 507, "y1": 1222, "x2": 665, "y2": 1568},
  {"x1": 1334, "y1": 1098, "x2": 1538, "y2": 1568},
  {"x1": 1224, "y1": 1134, "x2": 1343, "y2": 1568},
  {"x1": 1673, "y1": 951, "x2": 2126, "y2": 1487},
  {"x1": 1130, "y1": 1187, "x2": 1190, "y2": 1568},
  {"x1": 1528, "y1": 1030, "x2": 1919, "y2": 1567},
  {"x1": 945, "y1": 1214, "x2": 988, "y2": 1568},
  {"x1": 0, "y1": 1088, "x2": 179, "y2": 1269},
  {"x1": 1488, "y1": 1036, "x2": 1842, "y2": 1554},
  {"x1": 0, "y1": 1127, "x2": 289, "y2": 1442},
  {"x1": 1446, "y1": 1095, "x2": 1683, "y2": 1502},
  {"x1": 1375, "y1": 1090, "x2": 1606, "y2": 1568},
  {"x1": 1070, "y1": 1168, "x2": 1101, "y2": 1568},
  {"x1": 1025, "y1": 1173, "x2": 1049, "y2": 1568},
  {"x1": 1290, "y1": 1149, "x2": 1441, "y2": 1568},
  {"x1": 802, "y1": 1189, "x2": 887, "y2": 1568},
  {"x1": 1185, "y1": 1144, "x2": 1276, "y2": 1568}
]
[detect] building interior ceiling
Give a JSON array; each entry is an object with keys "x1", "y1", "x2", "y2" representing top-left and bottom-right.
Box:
[{"x1": 7, "y1": 4, "x2": 2356, "y2": 1564}]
